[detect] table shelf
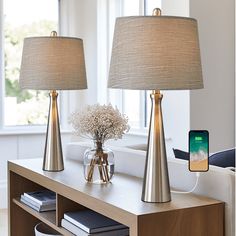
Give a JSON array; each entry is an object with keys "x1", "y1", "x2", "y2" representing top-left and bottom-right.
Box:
[{"x1": 12, "y1": 198, "x2": 74, "y2": 236}]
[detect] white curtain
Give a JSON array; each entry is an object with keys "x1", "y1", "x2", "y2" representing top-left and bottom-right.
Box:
[{"x1": 59, "y1": 0, "x2": 79, "y2": 36}]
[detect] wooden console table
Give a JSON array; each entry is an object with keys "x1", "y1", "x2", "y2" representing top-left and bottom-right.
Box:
[{"x1": 8, "y1": 159, "x2": 224, "y2": 236}]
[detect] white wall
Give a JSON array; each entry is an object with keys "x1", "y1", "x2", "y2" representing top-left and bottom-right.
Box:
[
  {"x1": 190, "y1": 0, "x2": 235, "y2": 152},
  {"x1": 162, "y1": 0, "x2": 189, "y2": 16}
]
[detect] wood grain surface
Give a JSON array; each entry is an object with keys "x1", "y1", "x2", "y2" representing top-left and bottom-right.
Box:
[{"x1": 8, "y1": 159, "x2": 224, "y2": 236}]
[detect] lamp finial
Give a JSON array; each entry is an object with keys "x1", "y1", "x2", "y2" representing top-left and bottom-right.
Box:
[
  {"x1": 152, "y1": 8, "x2": 162, "y2": 16},
  {"x1": 50, "y1": 31, "x2": 57, "y2": 37}
]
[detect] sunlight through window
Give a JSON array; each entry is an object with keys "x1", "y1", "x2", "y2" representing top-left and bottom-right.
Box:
[{"x1": 3, "y1": 0, "x2": 58, "y2": 126}]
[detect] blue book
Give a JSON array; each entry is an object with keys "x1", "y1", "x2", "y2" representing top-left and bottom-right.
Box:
[
  {"x1": 64, "y1": 210, "x2": 127, "y2": 233},
  {"x1": 61, "y1": 219, "x2": 129, "y2": 236},
  {"x1": 24, "y1": 190, "x2": 56, "y2": 205}
]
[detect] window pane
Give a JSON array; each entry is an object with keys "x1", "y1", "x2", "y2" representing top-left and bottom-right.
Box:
[
  {"x1": 107, "y1": 0, "x2": 162, "y2": 130},
  {"x1": 3, "y1": 0, "x2": 58, "y2": 126},
  {"x1": 145, "y1": 90, "x2": 151, "y2": 127},
  {"x1": 145, "y1": 0, "x2": 162, "y2": 15},
  {"x1": 120, "y1": 0, "x2": 141, "y2": 128},
  {"x1": 123, "y1": 0, "x2": 140, "y2": 16},
  {"x1": 144, "y1": 0, "x2": 162, "y2": 128},
  {"x1": 123, "y1": 90, "x2": 140, "y2": 128}
]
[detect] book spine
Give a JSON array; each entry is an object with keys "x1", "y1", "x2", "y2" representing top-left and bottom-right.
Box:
[
  {"x1": 92, "y1": 225, "x2": 127, "y2": 234},
  {"x1": 20, "y1": 198, "x2": 40, "y2": 212},
  {"x1": 21, "y1": 196, "x2": 56, "y2": 212},
  {"x1": 21, "y1": 195, "x2": 41, "y2": 208},
  {"x1": 63, "y1": 214, "x2": 127, "y2": 234},
  {"x1": 61, "y1": 219, "x2": 88, "y2": 236},
  {"x1": 61, "y1": 219, "x2": 129, "y2": 236},
  {"x1": 64, "y1": 214, "x2": 90, "y2": 233}
]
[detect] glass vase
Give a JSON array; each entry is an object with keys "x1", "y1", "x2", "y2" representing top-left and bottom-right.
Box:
[{"x1": 83, "y1": 141, "x2": 114, "y2": 184}]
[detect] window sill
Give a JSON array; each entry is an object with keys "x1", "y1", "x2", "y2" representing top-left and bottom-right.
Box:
[
  {"x1": 125, "y1": 129, "x2": 172, "y2": 141},
  {"x1": 126, "y1": 131, "x2": 148, "y2": 137},
  {"x1": 0, "y1": 129, "x2": 72, "y2": 136},
  {"x1": 126, "y1": 128, "x2": 148, "y2": 137}
]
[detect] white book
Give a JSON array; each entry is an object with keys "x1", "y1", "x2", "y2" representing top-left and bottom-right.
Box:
[
  {"x1": 21, "y1": 195, "x2": 56, "y2": 212},
  {"x1": 21, "y1": 195, "x2": 56, "y2": 209},
  {"x1": 61, "y1": 219, "x2": 129, "y2": 236},
  {"x1": 23, "y1": 190, "x2": 56, "y2": 206},
  {"x1": 64, "y1": 210, "x2": 127, "y2": 233},
  {"x1": 21, "y1": 197, "x2": 40, "y2": 212}
]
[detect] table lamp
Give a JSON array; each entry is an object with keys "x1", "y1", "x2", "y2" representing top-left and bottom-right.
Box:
[
  {"x1": 108, "y1": 9, "x2": 203, "y2": 203},
  {"x1": 19, "y1": 31, "x2": 87, "y2": 172}
]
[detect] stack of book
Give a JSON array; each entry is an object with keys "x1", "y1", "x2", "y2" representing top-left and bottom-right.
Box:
[
  {"x1": 61, "y1": 209, "x2": 129, "y2": 236},
  {"x1": 20, "y1": 190, "x2": 56, "y2": 212}
]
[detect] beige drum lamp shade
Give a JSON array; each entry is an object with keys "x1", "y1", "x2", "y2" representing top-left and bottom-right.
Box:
[
  {"x1": 108, "y1": 16, "x2": 203, "y2": 90},
  {"x1": 20, "y1": 36, "x2": 87, "y2": 90}
]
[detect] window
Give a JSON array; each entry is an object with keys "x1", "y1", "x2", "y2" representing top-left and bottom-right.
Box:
[
  {"x1": 98, "y1": 0, "x2": 161, "y2": 132},
  {"x1": 97, "y1": 0, "x2": 190, "y2": 154},
  {"x1": 1, "y1": 0, "x2": 58, "y2": 127}
]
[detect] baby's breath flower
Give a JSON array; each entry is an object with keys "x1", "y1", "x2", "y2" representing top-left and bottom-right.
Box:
[{"x1": 68, "y1": 104, "x2": 130, "y2": 142}]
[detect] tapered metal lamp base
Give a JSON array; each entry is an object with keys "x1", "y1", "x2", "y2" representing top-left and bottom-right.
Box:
[
  {"x1": 43, "y1": 90, "x2": 64, "y2": 172},
  {"x1": 141, "y1": 90, "x2": 171, "y2": 203}
]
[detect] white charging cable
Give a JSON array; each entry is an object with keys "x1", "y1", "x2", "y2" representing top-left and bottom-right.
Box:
[{"x1": 171, "y1": 172, "x2": 200, "y2": 194}]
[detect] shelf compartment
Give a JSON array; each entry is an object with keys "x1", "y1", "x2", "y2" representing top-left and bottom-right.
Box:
[
  {"x1": 9, "y1": 171, "x2": 50, "y2": 199},
  {"x1": 57, "y1": 194, "x2": 87, "y2": 227},
  {"x1": 13, "y1": 198, "x2": 74, "y2": 236}
]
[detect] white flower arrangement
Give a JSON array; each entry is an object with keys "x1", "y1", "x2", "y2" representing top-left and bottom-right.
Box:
[{"x1": 69, "y1": 104, "x2": 130, "y2": 142}]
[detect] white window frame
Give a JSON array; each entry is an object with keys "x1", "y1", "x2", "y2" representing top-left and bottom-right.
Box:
[
  {"x1": 0, "y1": 0, "x2": 70, "y2": 134},
  {"x1": 0, "y1": 0, "x2": 4, "y2": 131},
  {"x1": 97, "y1": 0, "x2": 154, "y2": 135}
]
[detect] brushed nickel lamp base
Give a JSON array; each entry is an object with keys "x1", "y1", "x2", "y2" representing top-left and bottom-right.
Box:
[
  {"x1": 141, "y1": 90, "x2": 171, "y2": 203},
  {"x1": 43, "y1": 90, "x2": 64, "y2": 172}
]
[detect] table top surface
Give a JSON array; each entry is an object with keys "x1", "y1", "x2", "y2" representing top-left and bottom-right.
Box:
[{"x1": 8, "y1": 158, "x2": 223, "y2": 217}]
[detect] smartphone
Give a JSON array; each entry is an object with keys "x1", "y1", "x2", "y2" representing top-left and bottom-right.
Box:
[{"x1": 189, "y1": 130, "x2": 209, "y2": 172}]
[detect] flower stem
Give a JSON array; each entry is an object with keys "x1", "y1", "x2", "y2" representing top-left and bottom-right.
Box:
[
  {"x1": 87, "y1": 158, "x2": 96, "y2": 182},
  {"x1": 86, "y1": 141, "x2": 111, "y2": 183}
]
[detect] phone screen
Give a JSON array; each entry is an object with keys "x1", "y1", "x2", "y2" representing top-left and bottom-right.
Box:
[{"x1": 189, "y1": 130, "x2": 209, "y2": 172}]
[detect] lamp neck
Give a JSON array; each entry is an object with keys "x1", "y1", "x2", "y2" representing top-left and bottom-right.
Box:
[
  {"x1": 49, "y1": 90, "x2": 58, "y2": 98},
  {"x1": 151, "y1": 90, "x2": 163, "y2": 99}
]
